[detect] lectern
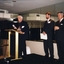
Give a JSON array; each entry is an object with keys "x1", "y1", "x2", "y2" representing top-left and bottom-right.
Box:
[{"x1": 6, "y1": 29, "x2": 22, "y2": 60}]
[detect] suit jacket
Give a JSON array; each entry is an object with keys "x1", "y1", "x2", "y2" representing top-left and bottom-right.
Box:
[
  {"x1": 13, "y1": 21, "x2": 29, "y2": 40},
  {"x1": 55, "y1": 19, "x2": 64, "y2": 41},
  {"x1": 43, "y1": 19, "x2": 55, "y2": 40}
]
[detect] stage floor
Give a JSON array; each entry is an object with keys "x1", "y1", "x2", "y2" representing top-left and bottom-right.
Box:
[{"x1": 0, "y1": 54, "x2": 63, "y2": 64}]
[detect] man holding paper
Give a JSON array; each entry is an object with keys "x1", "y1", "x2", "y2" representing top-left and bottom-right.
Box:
[{"x1": 42, "y1": 12, "x2": 55, "y2": 59}]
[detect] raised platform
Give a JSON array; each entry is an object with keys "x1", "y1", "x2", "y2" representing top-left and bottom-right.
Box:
[{"x1": 0, "y1": 54, "x2": 62, "y2": 64}]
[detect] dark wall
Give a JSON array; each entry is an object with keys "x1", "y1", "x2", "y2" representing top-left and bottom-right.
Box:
[
  {"x1": 0, "y1": 20, "x2": 13, "y2": 39},
  {"x1": 29, "y1": 28, "x2": 41, "y2": 40}
]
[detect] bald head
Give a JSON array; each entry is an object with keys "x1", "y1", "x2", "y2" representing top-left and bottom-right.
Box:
[{"x1": 17, "y1": 15, "x2": 23, "y2": 23}]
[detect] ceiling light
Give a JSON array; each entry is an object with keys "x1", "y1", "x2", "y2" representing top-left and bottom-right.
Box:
[{"x1": 12, "y1": 0, "x2": 16, "y2": 2}]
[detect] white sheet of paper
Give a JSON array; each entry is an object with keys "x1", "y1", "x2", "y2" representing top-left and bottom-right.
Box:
[{"x1": 40, "y1": 33, "x2": 48, "y2": 40}]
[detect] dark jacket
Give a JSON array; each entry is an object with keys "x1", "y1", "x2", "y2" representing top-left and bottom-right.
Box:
[
  {"x1": 13, "y1": 21, "x2": 29, "y2": 40},
  {"x1": 43, "y1": 19, "x2": 55, "y2": 40},
  {"x1": 55, "y1": 19, "x2": 64, "y2": 41}
]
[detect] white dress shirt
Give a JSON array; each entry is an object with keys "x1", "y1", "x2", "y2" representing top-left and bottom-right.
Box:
[
  {"x1": 47, "y1": 18, "x2": 51, "y2": 23},
  {"x1": 60, "y1": 18, "x2": 63, "y2": 22}
]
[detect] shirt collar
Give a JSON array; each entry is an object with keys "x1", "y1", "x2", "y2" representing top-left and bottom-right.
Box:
[
  {"x1": 60, "y1": 18, "x2": 63, "y2": 22},
  {"x1": 47, "y1": 18, "x2": 50, "y2": 21}
]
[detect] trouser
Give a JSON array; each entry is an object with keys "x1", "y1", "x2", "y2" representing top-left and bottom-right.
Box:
[
  {"x1": 56, "y1": 40, "x2": 64, "y2": 61},
  {"x1": 44, "y1": 39, "x2": 54, "y2": 58},
  {"x1": 18, "y1": 35, "x2": 26, "y2": 57}
]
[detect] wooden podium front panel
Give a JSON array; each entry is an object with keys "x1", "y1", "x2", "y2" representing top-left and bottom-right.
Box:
[{"x1": 10, "y1": 33, "x2": 15, "y2": 58}]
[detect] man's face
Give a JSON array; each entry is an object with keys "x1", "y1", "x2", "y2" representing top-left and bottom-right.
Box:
[
  {"x1": 18, "y1": 16, "x2": 23, "y2": 23},
  {"x1": 46, "y1": 14, "x2": 50, "y2": 19},
  {"x1": 58, "y1": 13, "x2": 63, "y2": 20}
]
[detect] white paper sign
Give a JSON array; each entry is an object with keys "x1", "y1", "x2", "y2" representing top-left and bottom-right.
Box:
[{"x1": 40, "y1": 33, "x2": 48, "y2": 40}]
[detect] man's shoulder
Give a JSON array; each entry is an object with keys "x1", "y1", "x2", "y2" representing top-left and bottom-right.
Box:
[
  {"x1": 56, "y1": 20, "x2": 59, "y2": 23},
  {"x1": 61, "y1": 19, "x2": 64, "y2": 24},
  {"x1": 44, "y1": 21, "x2": 47, "y2": 23},
  {"x1": 50, "y1": 19, "x2": 55, "y2": 22},
  {"x1": 23, "y1": 21, "x2": 27, "y2": 23},
  {"x1": 22, "y1": 21, "x2": 28, "y2": 26},
  {"x1": 56, "y1": 19, "x2": 64, "y2": 24},
  {"x1": 62, "y1": 19, "x2": 64, "y2": 22}
]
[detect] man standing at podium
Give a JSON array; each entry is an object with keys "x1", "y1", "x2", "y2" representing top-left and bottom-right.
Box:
[
  {"x1": 13, "y1": 15, "x2": 29, "y2": 57},
  {"x1": 42, "y1": 12, "x2": 55, "y2": 59}
]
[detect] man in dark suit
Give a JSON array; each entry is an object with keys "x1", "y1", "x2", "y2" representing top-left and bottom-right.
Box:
[
  {"x1": 13, "y1": 15, "x2": 29, "y2": 57},
  {"x1": 42, "y1": 12, "x2": 55, "y2": 59},
  {"x1": 54, "y1": 12, "x2": 64, "y2": 63}
]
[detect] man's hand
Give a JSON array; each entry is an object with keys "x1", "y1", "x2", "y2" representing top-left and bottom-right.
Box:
[
  {"x1": 18, "y1": 30, "x2": 25, "y2": 34},
  {"x1": 19, "y1": 31, "x2": 25, "y2": 34},
  {"x1": 42, "y1": 31, "x2": 46, "y2": 35},
  {"x1": 17, "y1": 27, "x2": 21, "y2": 31},
  {"x1": 12, "y1": 25, "x2": 17, "y2": 29},
  {"x1": 54, "y1": 26, "x2": 59, "y2": 30}
]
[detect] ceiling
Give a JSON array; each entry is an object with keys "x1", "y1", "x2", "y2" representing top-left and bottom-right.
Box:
[
  {"x1": 0, "y1": 0, "x2": 64, "y2": 14},
  {"x1": 22, "y1": 2, "x2": 64, "y2": 16}
]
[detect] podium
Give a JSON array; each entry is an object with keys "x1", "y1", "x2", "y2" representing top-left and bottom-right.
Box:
[{"x1": 6, "y1": 29, "x2": 22, "y2": 60}]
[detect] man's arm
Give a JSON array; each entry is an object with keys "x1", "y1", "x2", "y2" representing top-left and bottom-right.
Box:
[
  {"x1": 12, "y1": 24, "x2": 25, "y2": 34},
  {"x1": 42, "y1": 21, "x2": 47, "y2": 35},
  {"x1": 54, "y1": 22, "x2": 59, "y2": 31},
  {"x1": 12, "y1": 24, "x2": 17, "y2": 29}
]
